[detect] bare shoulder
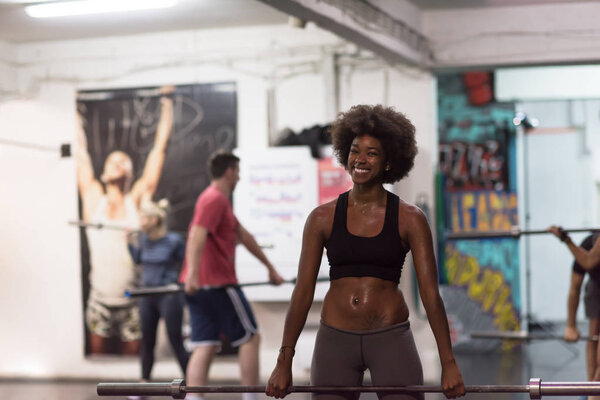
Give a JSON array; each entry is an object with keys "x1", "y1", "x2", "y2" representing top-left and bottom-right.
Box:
[
  {"x1": 397, "y1": 197, "x2": 427, "y2": 225},
  {"x1": 397, "y1": 197, "x2": 431, "y2": 243},
  {"x1": 308, "y1": 199, "x2": 336, "y2": 226},
  {"x1": 304, "y1": 198, "x2": 337, "y2": 240}
]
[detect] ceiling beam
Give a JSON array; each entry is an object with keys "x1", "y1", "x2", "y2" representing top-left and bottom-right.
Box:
[
  {"x1": 425, "y1": 2, "x2": 600, "y2": 69},
  {"x1": 257, "y1": 0, "x2": 433, "y2": 68}
]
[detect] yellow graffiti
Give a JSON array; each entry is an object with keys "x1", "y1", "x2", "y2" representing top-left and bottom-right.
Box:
[
  {"x1": 449, "y1": 191, "x2": 518, "y2": 232},
  {"x1": 477, "y1": 194, "x2": 490, "y2": 231},
  {"x1": 491, "y1": 192, "x2": 518, "y2": 231},
  {"x1": 446, "y1": 245, "x2": 520, "y2": 349},
  {"x1": 461, "y1": 193, "x2": 475, "y2": 232},
  {"x1": 451, "y1": 196, "x2": 461, "y2": 232}
]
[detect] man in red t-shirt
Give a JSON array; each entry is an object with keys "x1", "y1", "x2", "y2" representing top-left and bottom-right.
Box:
[{"x1": 180, "y1": 151, "x2": 284, "y2": 400}]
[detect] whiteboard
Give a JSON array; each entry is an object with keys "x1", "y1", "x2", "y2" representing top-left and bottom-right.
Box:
[{"x1": 233, "y1": 147, "x2": 330, "y2": 301}]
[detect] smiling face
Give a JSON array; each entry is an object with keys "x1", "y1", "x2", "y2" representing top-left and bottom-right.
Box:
[{"x1": 347, "y1": 134, "x2": 387, "y2": 185}]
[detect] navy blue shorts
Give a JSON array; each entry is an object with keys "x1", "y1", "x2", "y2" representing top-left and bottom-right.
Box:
[{"x1": 185, "y1": 287, "x2": 258, "y2": 349}]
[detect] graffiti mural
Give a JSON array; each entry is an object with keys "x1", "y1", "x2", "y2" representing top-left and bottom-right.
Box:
[
  {"x1": 436, "y1": 73, "x2": 520, "y2": 350},
  {"x1": 445, "y1": 242, "x2": 520, "y2": 330},
  {"x1": 439, "y1": 140, "x2": 507, "y2": 191}
]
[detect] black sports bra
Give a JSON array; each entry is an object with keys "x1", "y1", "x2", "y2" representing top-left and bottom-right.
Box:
[{"x1": 325, "y1": 190, "x2": 409, "y2": 283}]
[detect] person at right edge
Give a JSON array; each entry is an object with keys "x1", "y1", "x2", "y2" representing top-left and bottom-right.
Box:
[
  {"x1": 266, "y1": 104, "x2": 466, "y2": 400},
  {"x1": 548, "y1": 227, "x2": 600, "y2": 387}
]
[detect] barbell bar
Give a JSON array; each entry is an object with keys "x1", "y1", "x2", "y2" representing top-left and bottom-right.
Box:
[
  {"x1": 125, "y1": 277, "x2": 330, "y2": 298},
  {"x1": 445, "y1": 226, "x2": 600, "y2": 241},
  {"x1": 68, "y1": 220, "x2": 274, "y2": 248},
  {"x1": 97, "y1": 378, "x2": 600, "y2": 399},
  {"x1": 470, "y1": 330, "x2": 599, "y2": 342},
  {"x1": 0, "y1": 137, "x2": 71, "y2": 158},
  {"x1": 69, "y1": 220, "x2": 140, "y2": 233}
]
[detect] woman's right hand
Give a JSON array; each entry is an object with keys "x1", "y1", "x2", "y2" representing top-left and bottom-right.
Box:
[{"x1": 265, "y1": 362, "x2": 293, "y2": 399}]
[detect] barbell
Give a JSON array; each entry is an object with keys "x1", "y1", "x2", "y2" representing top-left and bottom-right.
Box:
[
  {"x1": 68, "y1": 220, "x2": 274, "y2": 248},
  {"x1": 125, "y1": 277, "x2": 330, "y2": 298},
  {"x1": 69, "y1": 220, "x2": 139, "y2": 232},
  {"x1": 97, "y1": 378, "x2": 600, "y2": 399},
  {"x1": 470, "y1": 330, "x2": 599, "y2": 342},
  {"x1": 445, "y1": 226, "x2": 599, "y2": 240},
  {"x1": 0, "y1": 137, "x2": 71, "y2": 158}
]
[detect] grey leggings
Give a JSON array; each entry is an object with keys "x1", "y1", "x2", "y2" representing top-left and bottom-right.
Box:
[{"x1": 311, "y1": 320, "x2": 423, "y2": 400}]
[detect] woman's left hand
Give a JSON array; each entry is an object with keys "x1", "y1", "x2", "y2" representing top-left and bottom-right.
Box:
[{"x1": 441, "y1": 359, "x2": 465, "y2": 398}]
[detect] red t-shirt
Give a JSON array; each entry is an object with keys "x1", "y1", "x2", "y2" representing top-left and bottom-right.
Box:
[{"x1": 179, "y1": 185, "x2": 239, "y2": 286}]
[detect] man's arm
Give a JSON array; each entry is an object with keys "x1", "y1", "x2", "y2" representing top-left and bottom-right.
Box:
[
  {"x1": 237, "y1": 223, "x2": 284, "y2": 284},
  {"x1": 565, "y1": 271, "x2": 584, "y2": 341},
  {"x1": 184, "y1": 225, "x2": 208, "y2": 295},
  {"x1": 565, "y1": 238, "x2": 600, "y2": 270},
  {"x1": 75, "y1": 114, "x2": 103, "y2": 221},
  {"x1": 549, "y1": 227, "x2": 600, "y2": 270},
  {"x1": 130, "y1": 95, "x2": 174, "y2": 205}
]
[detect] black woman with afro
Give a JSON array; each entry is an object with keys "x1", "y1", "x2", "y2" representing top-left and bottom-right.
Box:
[{"x1": 266, "y1": 104, "x2": 465, "y2": 400}]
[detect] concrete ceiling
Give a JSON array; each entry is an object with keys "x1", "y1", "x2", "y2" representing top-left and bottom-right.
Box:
[
  {"x1": 0, "y1": 0, "x2": 288, "y2": 43},
  {"x1": 407, "y1": 0, "x2": 598, "y2": 9},
  {"x1": 1, "y1": 0, "x2": 598, "y2": 44}
]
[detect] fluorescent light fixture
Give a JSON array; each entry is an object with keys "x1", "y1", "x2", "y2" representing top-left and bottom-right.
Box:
[{"x1": 25, "y1": 0, "x2": 178, "y2": 18}]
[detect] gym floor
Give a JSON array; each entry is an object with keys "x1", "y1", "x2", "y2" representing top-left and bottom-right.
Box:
[{"x1": 0, "y1": 322, "x2": 588, "y2": 400}]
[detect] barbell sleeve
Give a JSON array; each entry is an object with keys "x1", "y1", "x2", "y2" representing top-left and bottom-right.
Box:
[{"x1": 98, "y1": 379, "x2": 185, "y2": 399}]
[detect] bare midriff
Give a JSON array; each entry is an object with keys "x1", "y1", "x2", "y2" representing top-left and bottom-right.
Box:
[{"x1": 321, "y1": 276, "x2": 409, "y2": 330}]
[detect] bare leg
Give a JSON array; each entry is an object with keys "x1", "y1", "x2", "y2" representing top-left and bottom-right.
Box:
[
  {"x1": 239, "y1": 334, "x2": 260, "y2": 400},
  {"x1": 187, "y1": 345, "x2": 219, "y2": 386},
  {"x1": 88, "y1": 332, "x2": 110, "y2": 354},
  {"x1": 121, "y1": 339, "x2": 141, "y2": 356},
  {"x1": 239, "y1": 334, "x2": 260, "y2": 385}
]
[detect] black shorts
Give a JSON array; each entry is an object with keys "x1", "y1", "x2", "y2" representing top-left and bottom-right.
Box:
[{"x1": 584, "y1": 279, "x2": 600, "y2": 319}]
